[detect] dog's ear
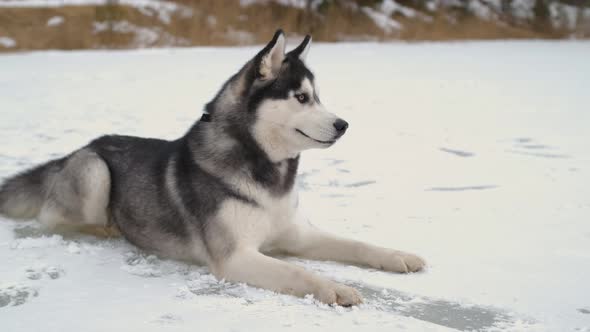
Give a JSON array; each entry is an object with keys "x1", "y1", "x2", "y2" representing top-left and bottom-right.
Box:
[
  {"x1": 287, "y1": 35, "x2": 311, "y2": 62},
  {"x1": 255, "y1": 29, "x2": 286, "y2": 80}
]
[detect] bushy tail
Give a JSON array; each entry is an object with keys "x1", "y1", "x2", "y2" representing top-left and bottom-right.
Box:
[{"x1": 0, "y1": 159, "x2": 63, "y2": 220}]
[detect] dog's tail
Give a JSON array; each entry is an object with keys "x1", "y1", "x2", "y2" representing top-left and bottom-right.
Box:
[{"x1": 0, "y1": 158, "x2": 64, "y2": 220}]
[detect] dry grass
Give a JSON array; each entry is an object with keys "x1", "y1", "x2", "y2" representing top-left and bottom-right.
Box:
[
  {"x1": 0, "y1": 6, "x2": 150, "y2": 50},
  {"x1": 170, "y1": 0, "x2": 385, "y2": 44},
  {"x1": 397, "y1": 14, "x2": 552, "y2": 41},
  {"x1": 0, "y1": 2, "x2": 577, "y2": 52}
]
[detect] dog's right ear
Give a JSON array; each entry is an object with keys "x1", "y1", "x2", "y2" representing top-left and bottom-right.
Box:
[{"x1": 254, "y1": 29, "x2": 286, "y2": 81}]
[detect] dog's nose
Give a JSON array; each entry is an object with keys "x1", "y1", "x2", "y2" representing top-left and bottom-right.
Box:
[{"x1": 333, "y1": 119, "x2": 349, "y2": 135}]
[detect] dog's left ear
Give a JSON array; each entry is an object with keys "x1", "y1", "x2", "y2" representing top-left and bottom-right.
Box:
[
  {"x1": 287, "y1": 35, "x2": 311, "y2": 62},
  {"x1": 255, "y1": 29, "x2": 286, "y2": 80}
]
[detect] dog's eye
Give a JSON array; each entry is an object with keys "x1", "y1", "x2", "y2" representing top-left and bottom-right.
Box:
[{"x1": 295, "y1": 93, "x2": 309, "y2": 104}]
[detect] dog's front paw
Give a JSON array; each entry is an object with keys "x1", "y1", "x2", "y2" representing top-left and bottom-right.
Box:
[
  {"x1": 379, "y1": 251, "x2": 426, "y2": 273},
  {"x1": 315, "y1": 282, "x2": 363, "y2": 307}
]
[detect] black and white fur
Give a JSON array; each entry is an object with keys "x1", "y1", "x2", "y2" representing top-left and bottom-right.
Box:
[{"x1": 0, "y1": 30, "x2": 424, "y2": 306}]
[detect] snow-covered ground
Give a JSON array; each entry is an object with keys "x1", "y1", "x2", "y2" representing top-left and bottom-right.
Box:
[{"x1": 1, "y1": 41, "x2": 589, "y2": 331}]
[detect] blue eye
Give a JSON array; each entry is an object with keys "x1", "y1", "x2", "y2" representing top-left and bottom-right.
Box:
[{"x1": 295, "y1": 93, "x2": 309, "y2": 104}]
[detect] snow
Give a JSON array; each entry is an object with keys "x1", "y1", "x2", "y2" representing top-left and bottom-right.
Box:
[
  {"x1": 361, "y1": 6, "x2": 402, "y2": 33},
  {"x1": 92, "y1": 20, "x2": 187, "y2": 47},
  {"x1": 467, "y1": 0, "x2": 496, "y2": 20},
  {"x1": 380, "y1": 0, "x2": 417, "y2": 18},
  {"x1": 361, "y1": 0, "x2": 430, "y2": 32},
  {"x1": 550, "y1": 2, "x2": 581, "y2": 30},
  {"x1": 240, "y1": 0, "x2": 309, "y2": 9},
  {"x1": 93, "y1": 21, "x2": 159, "y2": 46},
  {"x1": 510, "y1": 0, "x2": 535, "y2": 21},
  {"x1": 46, "y1": 15, "x2": 64, "y2": 27},
  {"x1": 1, "y1": 41, "x2": 590, "y2": 331},
  {"x1": 0, "y1": 0, "x2": 191, "y2": 24},
  {"x1": 206, "y1": 14, "x2": 217, "y2": 27},
  {"x1": 0, "y1": 36, "x2": 16, "y2": 48},
  {"x1": 426, "y1": 1, "x2": 438, "y2": 12},
  {"x1": 0, "y1": 0, "x2": 175, "y2": 8}
]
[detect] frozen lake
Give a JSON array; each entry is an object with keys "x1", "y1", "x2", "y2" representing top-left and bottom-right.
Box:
[{"x1": 1, "y1": 41, "x2": 589, "y2": 331}]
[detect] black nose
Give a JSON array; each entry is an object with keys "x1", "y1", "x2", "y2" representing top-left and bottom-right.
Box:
[{"x1": 333, "y1": 119, "x2": 349, "y2": 134}]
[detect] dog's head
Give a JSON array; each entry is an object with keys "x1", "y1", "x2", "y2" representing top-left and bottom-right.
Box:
[{"x1": 207, "y1": 30, "x2": 348, "y2": 162}]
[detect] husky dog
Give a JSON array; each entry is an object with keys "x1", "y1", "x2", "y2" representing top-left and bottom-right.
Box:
[{"x1": 0, "y1": 30, "x2": 424, "y2": 306}]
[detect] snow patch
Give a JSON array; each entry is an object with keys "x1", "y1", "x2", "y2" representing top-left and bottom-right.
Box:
[
  {"x1": 46, "y1": 15, "x2": 64, "y2": 27},
  {"x1": 360, "y1": 0, "x2": 424, "y2": 33},
  {"x1": 380, "y1": 0, "x2": 417, "y2": 18},
  {"x1": 240, "y1": 0, "x2": 309, "y2": 9},
  {"x1": 361, "y1": 6, "x2": 401, "y2": 33},
  {"x1": 206, "y1": 15, "x2": 217, "y2": 27},
  {"x1": 0, "y1": 0, "x2": 192, "y2": 24},
  {"x1": 92, "y1": 20, "x2": 186, "y2": 47},
  {"x1": 550, "y1": 2, "x2": 580, "y2": 30},
  {"x1": 510, "y1": 0, "x2": 535, "y2": 20},
  {"x1": 426, "y1": 0, "x2": 438, "y2": 12},
  {"x1": 0, "y1": 36, "x2": 16, "y2": 48},
  {"x1": 468, "y1": 0, "x2": 497, "y2": 20}
]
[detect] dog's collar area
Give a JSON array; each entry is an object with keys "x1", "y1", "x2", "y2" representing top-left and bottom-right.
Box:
[{"x1": 200, "y1": 113, "x2": 212, "y2": 122}]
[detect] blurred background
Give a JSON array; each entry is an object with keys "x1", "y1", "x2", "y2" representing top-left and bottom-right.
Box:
[{"x1": 0, "y1": 0, "x2": 589, "y2": 52}]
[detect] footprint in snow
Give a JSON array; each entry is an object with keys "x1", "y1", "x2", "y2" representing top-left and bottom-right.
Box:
[
  {"x1": 0, "y1": 284, "x2": 39, "y2": 308},
  {"x1": 25, "y1": 266, "x2": 64, "y2": 280},
  {"x1": 122, "y1": 251, "x2": 195, "y2": 278},
  {"x1": 1, "y1": 266, "x2": 65, "y2": 309}
]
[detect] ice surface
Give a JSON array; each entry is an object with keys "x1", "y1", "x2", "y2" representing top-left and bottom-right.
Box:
[{"x1": 1, "y1": 41, "x2": 590, "y2": 331}]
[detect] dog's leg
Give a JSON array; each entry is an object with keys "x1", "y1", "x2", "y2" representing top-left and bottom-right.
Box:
[
  {"x1": 211, "y1": 248, "x2": 362, "y2": 306},
  {"x1": 279, "y1": 223, "x2": 425, "y2": 273},
  {"x1": 75, "y1": 224, "x2": 121, "y2": 238},
  {"x1": 38, "y1": 149, "x2": 111, "y2": 229}
]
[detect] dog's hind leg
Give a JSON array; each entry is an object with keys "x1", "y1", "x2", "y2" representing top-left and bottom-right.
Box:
[{"x1": 38, "y1": 149, "x2": 113, "y2": 233}]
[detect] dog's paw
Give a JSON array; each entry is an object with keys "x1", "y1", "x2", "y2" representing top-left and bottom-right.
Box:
[
  {"x1": 379, "y1": 251, "x2": 426, "y2": 273},
  {"x1": 315, "y1": 282, "x2": 363, "y2": 307}
]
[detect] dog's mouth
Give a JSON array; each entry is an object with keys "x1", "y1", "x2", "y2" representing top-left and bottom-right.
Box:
[{"x1": 295, "y1": 129, "x2": 335, "y2": 145}]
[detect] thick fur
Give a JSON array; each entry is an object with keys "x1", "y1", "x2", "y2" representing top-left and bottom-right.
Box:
[
  {"x1": 0, "y1": 158, "x2": 65, "y2": 220},
  {"x1": 0, "y1": 30, "x2": 425, "y2": 306}
]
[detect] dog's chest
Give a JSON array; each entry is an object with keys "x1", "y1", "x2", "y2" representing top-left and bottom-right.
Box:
[{"x1": 217, "y1": 187, "x2": 298, "y2": 248}]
